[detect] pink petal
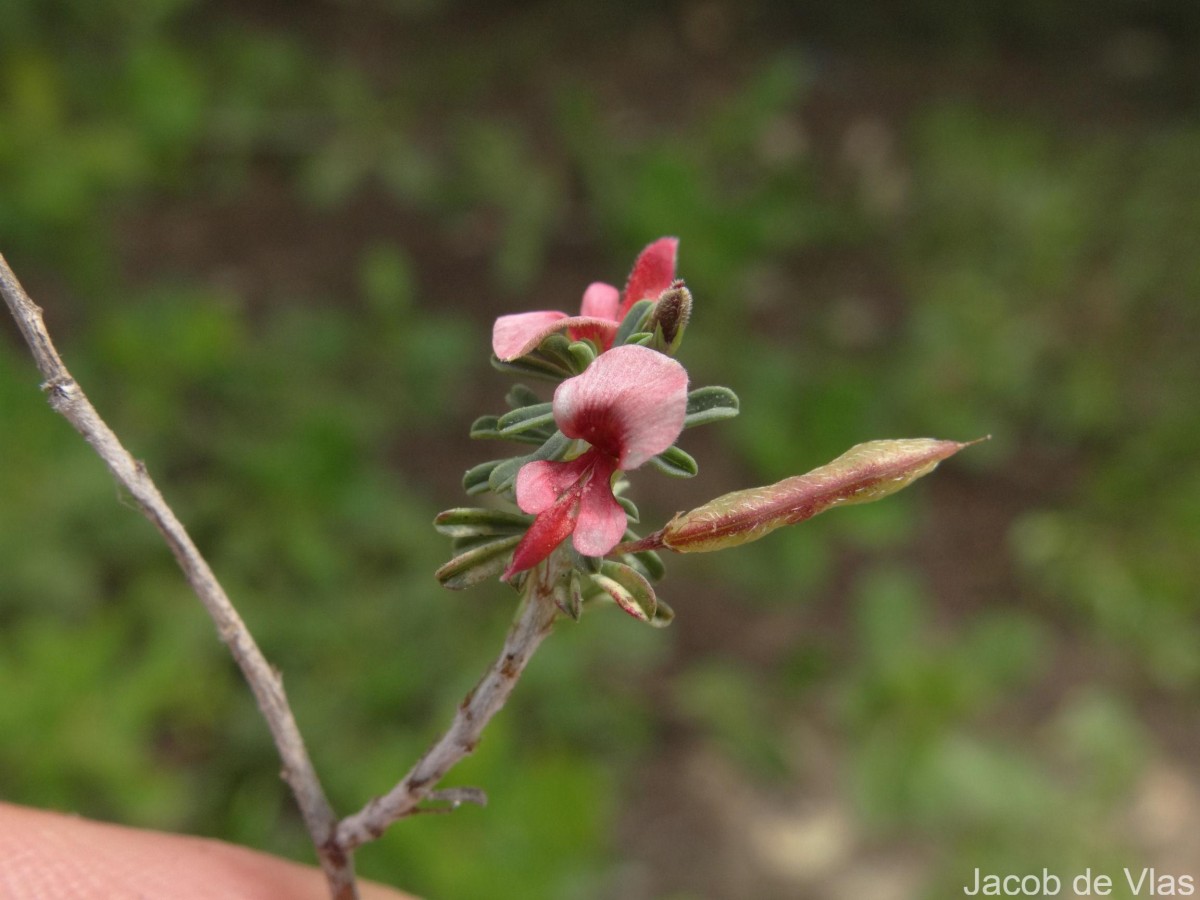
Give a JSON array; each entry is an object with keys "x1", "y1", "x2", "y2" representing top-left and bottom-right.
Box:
[
  {"x1": 566, "y1": 318, "x2": 620, "y2": 351},
  {"x1": 579, "y1": 282, "x2": 620, "y2": 320},
  {"x1": 492, "y1": 311, "x2": 620, "y2": 361},
  {"x1": 492, "y1": 310, "x2": 568, "y2": 360},
  {"x1": 503, "y1": 488, "x2": 579, "y2": 579},
  {"x1": 571, "y1": 454, "x2": 627, "y2": 556},
  {"x1": 514, "y1": 456, "x2": 590, "y2": 515},
  {"x1": 618, "y1": 237, "x2": 678, "y2": 319},
  {"x1": 553, "y1": 344, "x2": 689, "y2": 470}
]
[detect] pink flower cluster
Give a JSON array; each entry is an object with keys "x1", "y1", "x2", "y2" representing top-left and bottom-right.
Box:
[
  {"x1": 491, "y1": 237, "x2": 679, "y2": 362},
  {"x1": 497, "y1": 239, "x2": 690, "y2": 577}
]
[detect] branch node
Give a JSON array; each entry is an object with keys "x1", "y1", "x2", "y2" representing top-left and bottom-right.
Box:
[
  {"x1": 42, "y1": 376, "x2": 75, "y2": 402},
  {"x1": 414, "y1": 787, "x2": 488, "y2": 815}
]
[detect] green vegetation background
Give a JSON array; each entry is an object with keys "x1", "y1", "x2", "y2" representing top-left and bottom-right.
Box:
[{"x1": 2, "y1": 2, "x2": 1198, "y2": 897}]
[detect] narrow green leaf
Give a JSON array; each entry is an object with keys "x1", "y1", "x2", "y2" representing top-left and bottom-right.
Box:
[
  {"x1": 615, "y1": 494, "x2": 640, "y2": 523},
  {"x1": 504, "y1": 428, "x2": 556, "y2": 445},
  {"x1": 507, "y1": 568, "x2": 530, "y2": 594},
  {"x1": 472, "y1": 412, "x2": 552, "y2": 445},
  {"x1": 496, "y1": 402, "x2": 555, "y2": 435},
  {"x1": 553, "y1": 570, "x2": 584, "y2": 621},
  {"x1": 567, "y1": 340, "x2": 597, "y2": 371},
  {"x1": 491, "y1": 353, "x2": 573, "y2": 382},
  {"x1": 592, "y1": 561, "x2": 659, "y2": 622},
  {"x1": 648, "y1": 445, "x2": 699, "y2": 478},
  {"x1": 614, "y1": 298, "x2": 654, "y2": 346},
  {"x1": 463, "y1": 459, "x2": 505, "y2": 495},
  {"x1": 434, "y1": 507, "x2": 531, "y2": 539},
  {"x1": 684, "y1": 386, "x2": 740, "y2": 428},
  {"x1": 452, "y1": 532, "x2": 514, "y2": 553},
  {"x1": 538, "y1": 333, "x2": 576, "y2": 368},
  {"x1": 531, "y1": 430, "x2": 573, "y2": 460},
  {"x1": 568, "y1": 570, "x2": 585, "y2": 618},
  {"x1": 435, "y1": 534, "x2": 522, "y2": 590},
  {"x1": 647, "y1": 596, "x2": 675, "y2": 628},
  {"x1": 570, "y1": 547, "x2": 603, "y2": 574},
  {"x1": 469, "y1": 415, "x2": 501, "y2": 439},
  {"x1": 487, "y1": 457, "x2": 524, "y2": 495},
  {"x1": 506, "y1": 384, "x2": 541, "y2": 409},
  {"x1": 590, "y1": 575, "x2": 644, "y2": 619},
  {"x1": 621, "y1": 548, "x2": 665, "y2": 581}
]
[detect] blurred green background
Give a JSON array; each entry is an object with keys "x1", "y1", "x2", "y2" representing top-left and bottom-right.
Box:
[{"x1": 2, "y1": 1, "x2": 1198, "y2": 898}]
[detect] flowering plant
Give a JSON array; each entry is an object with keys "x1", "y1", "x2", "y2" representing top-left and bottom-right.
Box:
[
  {"x1": 0, "y1": 239, "x2": 979, "y2": 900},
  {"x1": 437, "y1": 238, "x2": 979, "y2": 626}
]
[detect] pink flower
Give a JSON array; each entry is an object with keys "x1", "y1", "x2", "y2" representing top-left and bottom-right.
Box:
[
  {"x1": 492, "y1": 237, "x2": 679, "y2": 361},
  {"x1": 503, "y1": 345, "x2": 689, "y2": 578}
]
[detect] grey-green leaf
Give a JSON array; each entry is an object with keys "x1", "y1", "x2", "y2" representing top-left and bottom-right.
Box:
[
  {"x1": 487, "y1": 456, "x2": 524, "y2": 495},
  {"x1": 434, "y1": 507, "x2": 532, "y2": 539},
  {"x1": 435, "y1": 534, "x2": 522, "y2": 590},
  {"x1": 684, "y1": 386, "x2": 740, "y2": 428},
  {"x1": 615, "y1": 494, "x2": 640, "y2": 523},
  {"x1": 553, "y1": 570, "x2": 584, "y2": 621},
  {"x1": 621, "y1": 547, "x2": 665, "y2": 581},
  {"x1": 506, "y1": 384, "x2": 541, "y2": 409},
  {"x1": 463, "y1": 459, "x2": 505, "y2": 495},
  {"x1": 592, "y1": 561, "x2": 659, "y2": 621},
  {"x1": 647, "y1": 596, "x2": 675, "y2": 628},
  {"x1": 469, "y1": 416, "x2": 501, "y2": 439},
  {"x1": 567, "y1": 340, "x2": 597, "y2": 371},
  {"x1": 496, "y1": 402, "x2": 555, "y2": 436},
  {"x1": 537, "y1": 333, "x2": 575, "y2": 368},
  {"x1": 491, "y1": 353, "x2": 573, "y2": 382},
  {"x1": 648, "y1": 445, "x2": 699, "y2": 478},
  {"x1": 614, "y1": 298, "x2": 655, "y2": 346}
]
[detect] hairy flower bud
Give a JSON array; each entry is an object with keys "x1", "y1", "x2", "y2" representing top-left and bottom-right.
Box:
[{"x1": 645, "y1": 281, "x2": 692, "y2": 354}]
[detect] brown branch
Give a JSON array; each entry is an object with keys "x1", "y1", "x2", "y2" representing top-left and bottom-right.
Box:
[
  {"x1": 4, "y1": 251, "x2": 570, "y2": 892},
  {"x1": 336, "y1": 561, "x2": 561, "y2": 850},
  {"x1": 0, "y1": 253, "x2": 358, "y2": 900}
]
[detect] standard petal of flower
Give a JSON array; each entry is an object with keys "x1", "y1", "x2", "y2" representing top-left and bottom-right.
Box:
[
  {"x1": 493, "y1": 311, "x2": 620, "y2": 361},
  {"x1": 572, "y1": 455, "x2": 627, "y2": 556},
  {"x1": 514, "y1": 456, "x2": 590, "y2": 515},
  {"x1": 492, "y1": 310, "x2": 569, "y2": 360},
  {"x1": 579, "y1": 282, "x2": 621, "y2": 320},
  {"x1": 553, "y1": 345, "x2": 688, "y2": 469},
  {"x1": 619, "y1": 237, "x2": 678, "y2": 318}
]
